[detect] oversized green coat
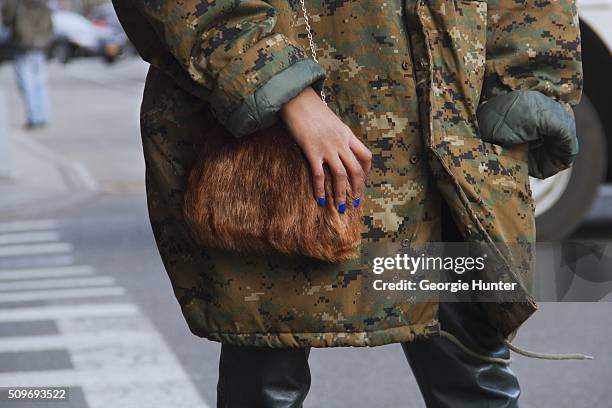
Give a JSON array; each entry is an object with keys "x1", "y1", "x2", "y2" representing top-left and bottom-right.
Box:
[{"x1": 113, "y1": 0, "x2": 582, "y2": 347}]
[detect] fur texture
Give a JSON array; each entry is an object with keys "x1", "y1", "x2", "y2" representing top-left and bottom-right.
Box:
[{"x1": 183, "y1": 123, "x2": 363, "y2": 263}]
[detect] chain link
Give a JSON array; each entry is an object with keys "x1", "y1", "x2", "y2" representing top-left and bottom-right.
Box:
[{"x1": 299, "y1": 0, "x2": 327, "y2": 105}]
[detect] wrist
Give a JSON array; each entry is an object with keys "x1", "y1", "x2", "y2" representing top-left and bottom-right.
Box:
[{"x1": 279, "y1": 86, "x2": 321, "y2": 123}]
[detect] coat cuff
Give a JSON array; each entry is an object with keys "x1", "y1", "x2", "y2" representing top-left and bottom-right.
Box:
[
  {"x1": 476, "y1": 90, "x2": 579, "y2": 179},
  {"x1": 210, "y1": 58, "x2": 326, "y2": 138}
]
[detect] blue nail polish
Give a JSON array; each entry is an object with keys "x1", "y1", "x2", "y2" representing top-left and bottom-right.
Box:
[
  {"x1": 353, "y1": 197, "x2": 361, "y2": 208},
  {"x1": 317, "y1": 197, "x2": 327, "y2": 206},
  {"x1": 338, "y1": 203, "x2": 347, "y2": 214}
]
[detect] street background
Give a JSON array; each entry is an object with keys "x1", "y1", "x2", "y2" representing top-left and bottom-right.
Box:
[{"x1": 0, "y1": 54, "x2": 611, "y2": 408}]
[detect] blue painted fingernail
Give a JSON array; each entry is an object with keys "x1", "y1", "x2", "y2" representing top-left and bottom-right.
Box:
[
  {"x1": 338, "y1": 203, "x2": 347, "y2": 214},
  {"x1": 353, "y1": 197, "x2": 361, "y2": 208},
  {"x1": 317, "y1": 197, "x2": 327, "y2": 206}
]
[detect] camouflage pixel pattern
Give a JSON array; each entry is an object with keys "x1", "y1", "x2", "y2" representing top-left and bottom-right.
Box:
[{"x1": 115, "y1": 0, "x2": 582, "y2": 347}]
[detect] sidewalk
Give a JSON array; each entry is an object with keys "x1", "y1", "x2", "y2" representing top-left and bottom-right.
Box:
[
  {"x1": 0, "y1": 130, "x2": 99, "y2": 219},
  {"x1": 0, "y1": 57, "x2": 148, "y2": 219}
]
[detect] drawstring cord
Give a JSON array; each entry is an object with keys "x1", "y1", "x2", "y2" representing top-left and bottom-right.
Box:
[
  {"x1": 439, "y1": 329, "x2": 594, "y2": 365},
  {"x1": 440, "y1": 330, "x2": 512, "y2": 364},
  {"x1": 501, "y1": 336, "x2": 594, "y2": 361}
]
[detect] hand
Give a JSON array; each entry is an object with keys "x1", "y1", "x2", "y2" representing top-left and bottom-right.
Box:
[{"x1": 279, "y1": 86, "x2": 372, "y2": 212}]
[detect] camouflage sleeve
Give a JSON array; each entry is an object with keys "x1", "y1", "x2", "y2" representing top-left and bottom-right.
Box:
[
  {"x1": 113, "y1": 0, "x2": 326, "y2": 137},
  {"x1": 477, "y1": 0, "x2": 583, "y2": 179},
  {"x1": 481, "y1": 0, "x2": 583, "y2": 107}
]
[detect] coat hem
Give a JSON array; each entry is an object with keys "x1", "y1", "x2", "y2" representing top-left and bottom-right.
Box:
[{"x1": 195, "y1": 320, "x2": 441, "y2": 348}]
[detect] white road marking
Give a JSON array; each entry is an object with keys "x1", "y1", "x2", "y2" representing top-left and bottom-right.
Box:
[
  {"x1": 0, "y1": 217, "x2": 211, "y2": 407},
  {"x1": 71, "y1": 161, "x2": 99, "y2": 192},
  {"x1": 0, "y1": 331, "x2": 156, "y2": 352},
  {"x1": 0, "y1": 276, "x2": 115, "y2": 291},
  {"x1": 0, "y1": 265, "x2": 95, "y2": 281},
  {"x1": 0, "y1": 231, "x2": 60, "y2": 245},
  {"x1": 0, "y1": 312, "x2": 211, "y2": 407},
  {"x1": 0, "y1": 287, "x2": 125, "y2": 302},
  {"x1": 0, "y1": 367, "x2": 193, "y2": 387},
  {"x1": 85, "y1": 381, "x2": 210, "y2": 408},
  {"x1": 0, "y1": 371, "x2": 209, "y2": 407},
  {"x1": 0, "y1": 303, "x2": 139, "y2": 322},
  {"x1": 0, "y1": 243, "x2": 73, "y2": 257},
  {"x1": 0, "y1": 254, "x2": 75, "y2": 270},
  {"x1": 0, "y1": 220, "x2": 58, "y2": 233}
]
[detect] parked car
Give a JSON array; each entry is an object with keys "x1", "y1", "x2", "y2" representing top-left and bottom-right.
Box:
[
  {"x1": 533, "y1": 0, "x2": 612, "y2": 240},
  {"x1": 88, "y1": 4, "x2": 132, "y2": 62},
  {"x1": 49, "y1": 10, "x2": 125, "y2": 64},
  {"x1": 89, "y1": 4, "x2": 123, "y2": 36}
]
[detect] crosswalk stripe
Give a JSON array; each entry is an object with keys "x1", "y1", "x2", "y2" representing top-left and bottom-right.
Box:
[
  {"x1": 0, "y1": 276, "x2": 115, "y2": 291},
  {"x1": 0, "y1": 254, "x2": 75, "y2": 270},
  {"x1": 0, "y1": 303, "x2": 139, "y2": 322},
  {"x1": 0, "y1": 367, "x2": 192, "y2": 387},
  {"x1": 0, "y1": 219, "x2": 211, "y2": 406},
  {"x1": 0, "y1": 331, "x2": 156, "y2": 352},
  {"x1": 0, "y1": 231, "x2": 61, "y2": 245},
  {"x1": 0, "y1": 265, "x2": 95, "y2": 281},
  {"x1": 0, "y1": 220, "x2": 58, "y2": 233},
  {"x1": 0, "y1": 243, "x2": 73, "y2": 257},
  {"x1": 0, "y1": 287, "x2": 126, "y2": 302}
]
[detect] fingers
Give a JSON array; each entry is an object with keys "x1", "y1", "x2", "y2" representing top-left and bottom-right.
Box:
[
  {"x1": 327, "y1": 156, "x2": 349, "y2": 213},
  {"x1": 349, "y1": 136, "x2": 373, "y2": 176},
  {"x1": 305, "y1": 131, "x2": 371, "y2": 213},
  {"x1": 307, "y1": 156, "x2": 327, "y2": 206},
  {"x1": 339, "y1": 150, "x2": 365, "y2": 208},
  {"x1": 291, "y1": 117, "x2": 371, "y2": 213}
]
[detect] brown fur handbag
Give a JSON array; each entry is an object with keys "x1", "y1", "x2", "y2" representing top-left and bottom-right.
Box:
[
  {"x1": 183, "y1": 1, "x2": 362, "y2": 263},
  {"x1": 183, "y1": 123, "x2": 363, "y2": 263}
]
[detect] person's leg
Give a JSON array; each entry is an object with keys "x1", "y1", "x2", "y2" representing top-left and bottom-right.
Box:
[
  {"x1": 402, "y1": 301, "x2": 520, "y2": 408},
  {"x1": 30, "y1": 51, "x2": 49, "y2": 125},
  {"x1": 402, "y1": 200, "x2": 520, "y2": 407},
  {"x1": 14, "y1": 52, "x2": 37, "y2": 126},
  {"x1": 217, "y1": 344, "x2": 311, "y2": 408}
]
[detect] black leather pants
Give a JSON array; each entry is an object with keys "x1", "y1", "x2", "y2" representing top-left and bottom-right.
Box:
[
  {"x1": 399, "y1": 200, "x2": 520, "y2": 407},
  {"x1": 217, "y1": 201, "x2": 521, "y2": 407},
  {"x1": 400, "y1": 301, "x2": 520, "y2": 407},
  {"x1": 217, "y1": 345, "x2": 311, "y2": 408},
  {"x1": 216, "y1": 300, "x2": 519, "y2": 408}
]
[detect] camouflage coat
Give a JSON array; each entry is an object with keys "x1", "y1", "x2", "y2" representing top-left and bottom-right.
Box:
[{"x1": 114, "y1": 0, "x2": 582, "y2": 347}]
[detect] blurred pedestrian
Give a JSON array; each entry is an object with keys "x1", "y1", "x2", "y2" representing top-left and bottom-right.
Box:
[{"x1": 1, "y1": 0, "x2": 53, "y2": 129}]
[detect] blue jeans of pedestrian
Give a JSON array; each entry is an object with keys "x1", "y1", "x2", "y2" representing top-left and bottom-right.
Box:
[{"x1": 14, "y1": 51, "x2": 49, "y2": 126}]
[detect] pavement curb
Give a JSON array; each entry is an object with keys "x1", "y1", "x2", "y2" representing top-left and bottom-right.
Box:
[
  {"x1": 0, "y1": 135, "x2": 100, "y2": 219},
  {"x1": 15, "y1": 135, "x2": 99, "y2": 192}
]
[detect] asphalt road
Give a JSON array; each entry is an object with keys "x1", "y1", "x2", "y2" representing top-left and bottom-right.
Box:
[{"x1": 0, "y1": 57, "x2": 610, "y2": 407}]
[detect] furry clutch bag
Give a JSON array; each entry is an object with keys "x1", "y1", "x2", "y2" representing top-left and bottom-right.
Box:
[
  {"x1": 183, "y1": 0, "x2": 361, "y2": 262},
  {"x1": 183, "y1": 123, "x2": 363, "y2": 263}
]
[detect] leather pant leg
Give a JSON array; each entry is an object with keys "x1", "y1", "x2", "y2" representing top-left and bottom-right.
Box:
[
  {"x1": 402, "y1": 301, "x2": 521, "y2": 408},
  {"x1": 401, "y1": 199, "x2": 521, "y2": 407},
  {"x1": 217, "y1": 344, "x2": 311, "y2": 408}
]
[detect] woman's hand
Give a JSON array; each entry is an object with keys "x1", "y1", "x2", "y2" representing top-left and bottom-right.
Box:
[{"x1": 279, "y1": 86, "x2": 372, "y2": 213}]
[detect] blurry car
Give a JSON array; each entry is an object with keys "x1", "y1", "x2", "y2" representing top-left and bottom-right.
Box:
[
  {"x1": 49, "y1": 10, "x2": 124, "y2": 64},
  {"x1": 88, "y1": 4, "x2": 132, "y2": 62},
  {"x1": 89, "y1": 4, "x2": 123, "y2": 36},
  {"x1": 531, "y1": 1, "x2": 612, "y2": 240}
]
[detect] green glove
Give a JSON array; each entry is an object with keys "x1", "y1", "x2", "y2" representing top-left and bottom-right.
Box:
[{"x1": 476, "y1": 90, "x2": 579, "y2": 179}]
